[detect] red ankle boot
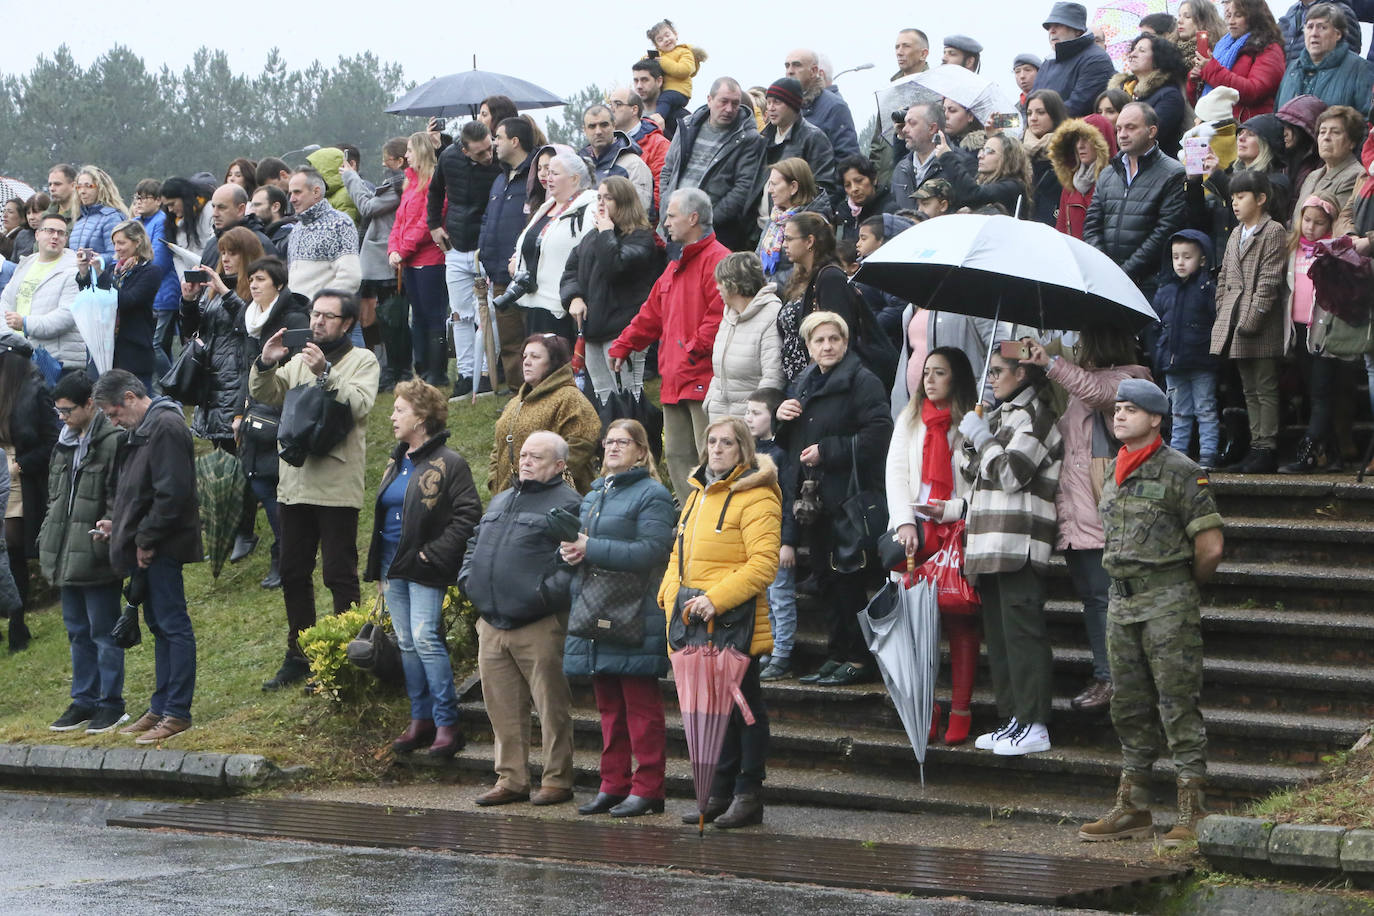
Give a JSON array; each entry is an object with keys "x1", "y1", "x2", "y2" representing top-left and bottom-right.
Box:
[
  {"x1": 393, "y1": 718, "x2": 435, "y2": 754},
  {"x1": 944, "y1": 710, "x2": 972, "y2": 745}
]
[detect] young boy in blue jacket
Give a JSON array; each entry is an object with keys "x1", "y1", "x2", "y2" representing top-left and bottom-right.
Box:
[{"x1": 1153, "y1": 229, "x2": 1220, "y2": 469}]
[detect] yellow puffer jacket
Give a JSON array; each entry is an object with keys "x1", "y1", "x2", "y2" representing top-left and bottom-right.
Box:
[
  {"x1": 306, "y1": 147, "x2": 361, "y2": 226},
  {"x1": 658, "y1": 45, "x2": 702, "y2": 98},
  {"x1": 659, "y1": 454, "x2": 781, "y2": 658}
]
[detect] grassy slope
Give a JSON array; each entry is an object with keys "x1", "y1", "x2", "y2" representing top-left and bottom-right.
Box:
[{"x1": 0, "y1": 388, "x2": 508, "y2": 780}]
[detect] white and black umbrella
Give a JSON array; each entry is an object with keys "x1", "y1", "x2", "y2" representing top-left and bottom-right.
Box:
[{"x1": 0, "y1": 177, "x2": 36, "y2": 206}]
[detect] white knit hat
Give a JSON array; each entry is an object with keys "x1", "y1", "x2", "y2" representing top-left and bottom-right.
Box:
[{"x1": 1193, "y1": 87, "x2": 1240, "y2": 125}]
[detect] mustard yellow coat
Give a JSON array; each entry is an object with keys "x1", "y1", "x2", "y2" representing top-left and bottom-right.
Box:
[{"x1": 659, "y1": 454, "x2": 781, "y2": 658}]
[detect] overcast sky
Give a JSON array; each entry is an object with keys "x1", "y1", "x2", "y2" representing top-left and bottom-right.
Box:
[{"x1": 3, "y1": 1, "x2": 1322, "y2": 133}]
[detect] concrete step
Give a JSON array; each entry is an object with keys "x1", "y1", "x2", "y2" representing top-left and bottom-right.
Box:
[
  {"x1": 1208, "y1": 474, "x2": 1374, "y2": 520},
  {"x1": 443, "y1": 701, "x2": 1321, "y2": 813},
  {"x1": 1207, "y1": 516, "x2": 1374, "y2": 565}
]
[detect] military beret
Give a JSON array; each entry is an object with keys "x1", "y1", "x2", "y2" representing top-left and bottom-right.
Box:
[{"x1": 1116, "y1": 378, "x2": 1169, "y2": 416}]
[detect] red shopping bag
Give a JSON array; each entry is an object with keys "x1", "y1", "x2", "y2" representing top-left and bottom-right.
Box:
[{"x1": 910, "y1": 521, "x2": 980, "y2": 615}]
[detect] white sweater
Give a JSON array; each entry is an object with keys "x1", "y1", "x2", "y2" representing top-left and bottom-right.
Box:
[{"x1": 884, "y1": 410, "x2": 967, "y2": 530}]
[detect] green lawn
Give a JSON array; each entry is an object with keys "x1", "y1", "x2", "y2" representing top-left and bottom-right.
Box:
[{"x1": 0, "y1": 386, "x2": 512, "y2": 781}]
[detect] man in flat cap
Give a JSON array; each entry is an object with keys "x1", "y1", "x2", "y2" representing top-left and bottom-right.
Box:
[
  {"x1": 1033, "y1": 2, "x2": 1116, "y2": 116},
  {"x1": 1013, "y1": 54, "x2": 1042, "y2": 117},
  {"x1": 1079, "y1": 378, "x2": 1224, "y2": 849},
  {"x1": 942, "y1": 35, "x2": 982, "y2": 72}
]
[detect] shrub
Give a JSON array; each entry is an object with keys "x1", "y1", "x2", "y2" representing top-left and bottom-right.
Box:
[{"x1": 298, "y1": 603, "x2": 377, "y2": 702}]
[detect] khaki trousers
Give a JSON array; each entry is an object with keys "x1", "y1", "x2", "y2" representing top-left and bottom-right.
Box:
[
  {"x1": 476, "y1": 614, "x2": 574, "y2": 792},
  {"x1": 663, "y1": 400, "x2": 709, "y2": 504}
]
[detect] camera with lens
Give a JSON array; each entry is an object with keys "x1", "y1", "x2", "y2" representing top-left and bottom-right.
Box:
[{"x1": 493, "y1": 271, "x2": 536, "y2": 310}]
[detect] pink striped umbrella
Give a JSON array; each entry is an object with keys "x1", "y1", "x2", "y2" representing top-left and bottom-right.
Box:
[{"x1": 670, "y1": 635, "x2": 755, "y2": 837}]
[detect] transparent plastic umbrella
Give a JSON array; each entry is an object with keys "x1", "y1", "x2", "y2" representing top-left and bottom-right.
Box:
[{"x1": 70, "y1": 282, "x2": 117, "y2": 374}]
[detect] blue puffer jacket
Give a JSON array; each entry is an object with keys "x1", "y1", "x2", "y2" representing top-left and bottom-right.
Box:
[
  {"x1": 70, "y1": 203, "x2": 124, "y2": 263},
  {"x1": 1276, "y1": 42, "x2": 1374, "y2": 117},
  {"x1": 138, "y1": 209, "x2": 180, "y2": 314},
  {"x1": 1153, "y1": 229, "x2": 1220, "y2": 373},
  {"x1": 562, "y1": 467, "x2": 675, "y2": 680}
]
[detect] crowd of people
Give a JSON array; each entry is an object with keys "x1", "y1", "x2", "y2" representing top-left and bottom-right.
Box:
[{"x1": 12, "y1": 0, "x2": 1374, "y2": 841}]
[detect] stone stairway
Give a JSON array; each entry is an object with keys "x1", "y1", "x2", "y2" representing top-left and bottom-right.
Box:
[{"x1": 429, "y1": 474, "x2": 1374, "y2": 823}]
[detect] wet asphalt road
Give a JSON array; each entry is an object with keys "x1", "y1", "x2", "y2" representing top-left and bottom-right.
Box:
[{"x1": 0, "y1": 791, "x2": 1080, "y2": 915}]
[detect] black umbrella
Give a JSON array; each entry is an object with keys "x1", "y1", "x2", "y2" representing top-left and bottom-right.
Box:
[{"x1": 386, "y1": 66, "x2": 565, "y2": 118}]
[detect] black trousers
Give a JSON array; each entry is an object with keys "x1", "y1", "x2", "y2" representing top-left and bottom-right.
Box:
[
  {"x1": 278, "y1": 503, "x2": 359, "y2": 658},
  {"x1": 711, "y1": 657, "x2": 769, "y2": 797},
  {"x1": 818, "y1": 566, "x2": 877, "y2": 664}
]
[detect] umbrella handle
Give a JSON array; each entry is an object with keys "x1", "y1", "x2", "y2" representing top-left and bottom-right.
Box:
[{"x1": 975, "y1": 404, "x2": 984, "y2": 418}]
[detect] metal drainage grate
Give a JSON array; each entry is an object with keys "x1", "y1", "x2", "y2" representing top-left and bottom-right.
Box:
[{"x1": 109, "y1": 798, "x2": 1186, "y2": 906}]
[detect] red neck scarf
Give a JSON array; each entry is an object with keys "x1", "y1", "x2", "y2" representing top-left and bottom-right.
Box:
[
  {"x1": 1115, "y1": 434, "x2": 1163, "y2": 486},
  {"x1": 921, "y1": 399, "x2": 955, "y2": 501}
]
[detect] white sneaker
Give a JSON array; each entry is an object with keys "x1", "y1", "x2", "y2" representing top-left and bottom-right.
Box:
[
  {"x1": 994, "y1": 722, "x2": 1051, "y2": 756},
  {"x1": 975, "y1": 717, "x2": 1018, "y2": 750}
]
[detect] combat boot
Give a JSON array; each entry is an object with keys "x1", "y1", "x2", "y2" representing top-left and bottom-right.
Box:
[
  {"x1": 1078, "y1": 772, "x2": 1153, "y2": 841},
  {"x1": 1162, "y1": 777, "x2": 1207, "y2": 848}
]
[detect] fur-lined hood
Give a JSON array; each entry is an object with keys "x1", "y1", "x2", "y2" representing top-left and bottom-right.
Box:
[
  {"x1": 690, "y1": 453, "x2": 778, "y2": 494},
  {"x1": 1048, "y1": 117, "x2": 1113, "y2": 188},
  {"x1": 1110, "y1": 69, "x2": 1174, "y2": 101}
]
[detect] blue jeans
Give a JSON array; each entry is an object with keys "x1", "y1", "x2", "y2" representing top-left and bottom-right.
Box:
[
  {"x1": 766, "y1": 565, "x2": 796, "y2": 662},
  {"x1": 444, "y1": 248, "x2": 479, "y2": 379},
  {"x1": 380, "y1": 540, "x2": 458, "y2": 726},
  {"x1": 142, "y1": 556, "x2": 196, "y2": 721},
  {"x1": 61, "y1": 584, "x2": 124, "y2": 712},
  {"x1": 1165, "y1": 369, "x2": 1220, "y2": 459}
]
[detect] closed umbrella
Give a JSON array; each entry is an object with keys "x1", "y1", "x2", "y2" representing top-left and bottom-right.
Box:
[
  {"x1": 670, "y1": 623, "x2": 755, "y2": 836},
  {"x1": 195, "y1": 448, "x2": 245, "y2": 578},
  {"x1": 70, "y1": 282, "x2": 118, "y2": 374},
  {"x1": 386, "y1": 69, "x2": 564, "y2": 118},
  {"x1": 859, "y1": 569, "x2": 940, "y2": 786}
]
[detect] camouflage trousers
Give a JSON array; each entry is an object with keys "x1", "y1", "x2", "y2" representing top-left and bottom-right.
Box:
[{"x1": 1107, "y1": 599, "x2": 1208, "y2": 781}]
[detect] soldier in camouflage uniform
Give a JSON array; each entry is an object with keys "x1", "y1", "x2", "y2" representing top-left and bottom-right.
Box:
[{"x1": 1078, "y1": 379, "x2": 1225, "y2": 847}]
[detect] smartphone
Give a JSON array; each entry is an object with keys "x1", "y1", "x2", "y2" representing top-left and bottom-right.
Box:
[
  {"x1": 183, "y1": 269, "x2": 209, "y2": 283},
  {"x1": 1196, "y1": 30, "x2": 1210, "y2": 59},
  {"x1": 1000, "y1": 340, "x2": 1031, "y2": 360},
  {"x1": 282, "y1": 328, "x2": 312, "y2": 353},
  {"x1": 988, "y1": 112, "x2": 1022, "y2": 131}
]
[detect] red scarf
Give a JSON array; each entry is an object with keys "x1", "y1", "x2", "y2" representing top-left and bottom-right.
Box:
[
  {"x1": 921, "y1": 399, "x2": 955, "y2": 501},
  {"x1": 1114, "y1": 435, "x2": 1163, "y2": 486}
]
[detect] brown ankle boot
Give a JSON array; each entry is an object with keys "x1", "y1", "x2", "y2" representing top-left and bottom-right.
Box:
[
  {"x1": 1162, "y1": 777, "x2": 1207, "y2": 847},
  {"x1": 1078, "y1": 772, "x2": 1153, "y2": 841},
  {"x1": 393, "y1": 719, "x2": 436, "y2": 754},
  {"x1": 427, "y1": 724, "x2": 466, "y2": 758},
  {"x1": 712, "y1": 794, "x2": 763, "y2": 829}
]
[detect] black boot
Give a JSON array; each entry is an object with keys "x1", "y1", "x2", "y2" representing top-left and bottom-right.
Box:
[
  {"x1": 425, "y1": 334, "x2": 450, "y2": 388},
  {"x1": 1280, "y1": 437, "x2": 1319, "y2": 474},
  {"x1": 1219, "y1": 407, "x2": 1251, "y2": 469},
  {"x1": 711, "y1": 793, "x2": 763, "y2": 829},
  {"x1": 1236, "y1": 447, "x2": 1277, "y2": 474},
  {"x1": 7, "y1": 619, "x2": 31, "y2": 652},
  {"x1": 262, "y1": 654, "x2": 310, "y2": 691},
  {"x1": 260, "y1": 549, "x2": 281, "y2": 589}
]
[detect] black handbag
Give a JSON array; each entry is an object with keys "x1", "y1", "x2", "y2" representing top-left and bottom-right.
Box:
[
  {"x1": 597, "y1": 382, "x2": 664, "y2": 461},
  {"x1": 238, "y1": 405, "x2": 282, "y2": 478},
  {"x1": 830, "y1": 437, "x2": 886, "y2": 573},
  {"x1": 666, "y1": 491, "x2": 755, "y2": 653},
  {"x1": 569, "y1": 566, "x2": 647, "y2": 646},
  {"x1": 346, "y1": 595, "x2": 403, "y2": 685},
  {"x1": 277, "y1": 376, "x2": 355, "y2": 467},
  {"x1": 159, "y1": 337, "x2": 208, "y2": 405}
]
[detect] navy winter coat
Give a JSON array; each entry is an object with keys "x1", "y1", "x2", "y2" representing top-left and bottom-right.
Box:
[
  {"x1": 562, "y1": 467, "x2": 675, "y2": 680},
  {"x1": 1153, "y1": 229, "x2": 1220, "y2": 372},
  {"x1": 477, "y1": 152, "x2": 534, "y2": 284},
  {"x1": 802, "y1": 85, "x2": 860, "y2": 160},
  {"x1": 1033, "y1": 33, "x2": 1117, "y2": 118}
]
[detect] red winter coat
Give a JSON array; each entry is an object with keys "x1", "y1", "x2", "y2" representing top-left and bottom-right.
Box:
[
  {"x1": 609, "y1": 232, "x2": 727, "y2": 404},
  {"x1": 388, "y1": 168, "x2": 444, "y2": 268},
  {"x1": 1193, "y1": 42, "x2": 1286, "y2": 123},
  {"x1": 635, "y1": 120, "x2": 670, "y2": 209}
]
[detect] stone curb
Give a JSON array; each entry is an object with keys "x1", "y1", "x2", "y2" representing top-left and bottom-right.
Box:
[
  {"x1": 0, "y1": 744, "x2": 298, "y2": 793},
  {"x1": 1198, "y1": 814, "x2": 1374, "y2": 886}
]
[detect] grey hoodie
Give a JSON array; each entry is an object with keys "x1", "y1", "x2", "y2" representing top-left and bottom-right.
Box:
[{"x1": 341, "y1": 167, "x2": 404, "y2": 283}]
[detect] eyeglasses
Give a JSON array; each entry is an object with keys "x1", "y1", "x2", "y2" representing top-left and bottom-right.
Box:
[
  {"x1": 134, "y1": 193, "x2": 158, "y2": 201},
  {"x1": 37, "y1": 227, "x2": 68, "y2": 236},
  {"x1": 54, "y1": 405, "x2": 75, "y2": 417},
  {"x1": 987, "y1": 367, "x2": 1007, "y2": 379},
  {"x1": 311, "y1": 310, "x2": 343, "y2": 321},
  {"x1": 602, "y1": 437, "x2": 635, "y2": 449}
]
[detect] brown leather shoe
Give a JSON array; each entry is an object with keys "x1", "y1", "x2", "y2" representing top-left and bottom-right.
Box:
[
  {"x1": 530, "y1": 786, "x2": 574, "y2": 807},
  {"x1": 474, "y1": 786, "x2": 530, "y2": 807},
  {"x1": 119, "y1": 710, "x2": 163, "y2": 736},
  {"x1": 134, "y1": 716, "x2": 191, "y2": 744},
  {"x1": 1071, "y1": 678, "x2": 1113, "y2": 712}
]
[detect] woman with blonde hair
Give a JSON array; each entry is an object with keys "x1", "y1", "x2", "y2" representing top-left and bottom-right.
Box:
[
  {"x1": 389, "y1": 131, "x2": 449, "y2": 387},
  {"x1": 70, "y1": 165, "x2": 129, "y2": 263},
  {"x1": 561, "y1": 418, "x2": 676, "y2": 817},
  {"x1": 661, "y1": 414, "x2": 781, "y2": 827},
  {"x1": 75, "y1": 218, "x2": 158, "y2": 389},
  {"x1": 560, "y1": 176, "x2": 662, "y2": 401}
]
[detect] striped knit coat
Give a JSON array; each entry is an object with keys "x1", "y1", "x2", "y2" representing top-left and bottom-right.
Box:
[{"x1": 956, "y1": 383, "x2": 1063, "y2": 581}]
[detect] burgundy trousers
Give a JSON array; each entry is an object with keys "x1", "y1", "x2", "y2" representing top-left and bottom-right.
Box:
[{"x1": 592, "y1": 673, "x2": 666, "y2": 798}]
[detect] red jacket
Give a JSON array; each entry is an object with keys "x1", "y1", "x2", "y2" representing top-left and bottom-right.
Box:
[
  {"x1": 609, "y1": 232, "x2": 727, "y2": 404},
  {"x1": 388, "y1": 168, "x2": 444, "y2": 267},
  {"x1": 1192, "y1": 42, "x2": 1286, "y2": 123},
  {"x1": 635, "y1": 121, "x2": 670, "y2": 208},
  {"x1": 1056, "y1": 185, "x2": 1094, "y2": 239}
]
